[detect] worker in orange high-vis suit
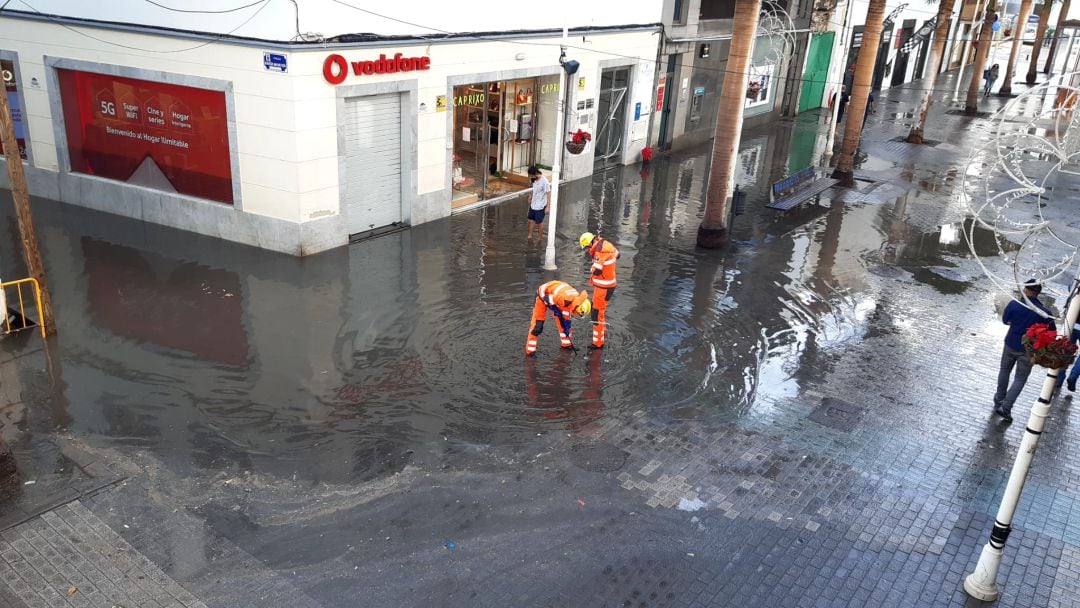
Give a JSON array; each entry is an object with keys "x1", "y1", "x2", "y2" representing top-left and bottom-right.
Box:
[
  {"x1": 579, "y1": 232, "x2": 619, "y2": 348},
  {"x1": 525, "y1": 280, "x2": 592, "y2": 356}
]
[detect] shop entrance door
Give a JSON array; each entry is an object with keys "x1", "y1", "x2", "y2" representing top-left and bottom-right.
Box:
[
  {"x1": 452, "y1": 80, "x2": 540, "y2": 209},
  {"x1": 595, "y1": 67, "x2": 630, "y2": 168},
  {"x1": 891, "y1": 20, "x2": 916, "y2": 87},
  {"x1": 656, "y1": 56, "x2": 676, "y2": 150},
  {"x1": 343, "y1": 93, "x2": 403, "y2": 236},
  {"x1": 799, "y1": 32, "x2": 834, "y2": 113}
]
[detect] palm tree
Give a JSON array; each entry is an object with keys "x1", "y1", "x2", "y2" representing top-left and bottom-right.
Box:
[
  {"x1": 908, "y1": 0, "x2": 958, "y2": 143},
  {"x1": 966, "y1": 1, "x2": 998, "y2": 113},
  {"x1": 1027, "y1": 0, "x2": 1054, "y2": 83},
  {"x1": 1045, "y1": 0, "x2": 1073, "y2": 72},
  {"x1": 697, "y1": 0, "x2": 761, "y2": 248},
  {"x1": 1001, "y1": 0, "x2": 1035, "y2": 94},
  {"x1": 831, "y1": 0, "x2": 887, "y2": 186}
]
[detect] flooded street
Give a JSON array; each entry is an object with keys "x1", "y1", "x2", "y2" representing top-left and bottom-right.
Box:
[{"x1": 3, "y1": 80, "x2": 1080, "y2": 607}]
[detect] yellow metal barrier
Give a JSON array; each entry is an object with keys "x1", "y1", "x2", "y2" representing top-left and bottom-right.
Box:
[{"x1": 0, "y1": 278, "x2": 45, "y2": 340}]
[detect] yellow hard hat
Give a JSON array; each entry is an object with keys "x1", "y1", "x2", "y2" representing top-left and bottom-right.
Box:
[
  {"x1": 579, "y1": 232, "x2": 596, "y2": 249},
  {"x1": 574, "y1": 296, "x2": 592, "y2": 318}
]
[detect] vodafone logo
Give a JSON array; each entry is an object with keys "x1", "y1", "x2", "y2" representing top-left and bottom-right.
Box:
[{"x1": 323, "y1": 53, "x2": 431, "y2": 85}]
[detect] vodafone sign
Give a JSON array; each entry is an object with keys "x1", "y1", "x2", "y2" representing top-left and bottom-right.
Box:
[{"x1": 323, "y1": 53, "x2": 431, "y2": 85}]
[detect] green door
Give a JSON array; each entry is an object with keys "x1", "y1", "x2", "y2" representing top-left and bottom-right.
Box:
[{"x1": 799, "y1": 32, "x2": 835, "y2": 113}]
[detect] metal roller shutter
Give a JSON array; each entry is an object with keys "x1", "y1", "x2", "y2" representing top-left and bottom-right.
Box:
[{"x1": 343, "y1": 94, "x2": 402, "y2": 235}]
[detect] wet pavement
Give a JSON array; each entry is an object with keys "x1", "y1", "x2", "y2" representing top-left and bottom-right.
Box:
[{"x1": 2, "y1": 63, "x2": 1080, "y2": 607}]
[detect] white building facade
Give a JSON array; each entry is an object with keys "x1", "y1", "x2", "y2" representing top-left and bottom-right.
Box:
[{"x1": 0, "y1": 1, "x2": 661, "y2": 255}]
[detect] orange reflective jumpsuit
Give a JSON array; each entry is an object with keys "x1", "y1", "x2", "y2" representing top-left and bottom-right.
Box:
[
  {"x1": 525, "y1": 281, "x2": 585, "y2": 356},
  {"x1": 587, "y1": 237, "x2": 619, "y2": 348}
]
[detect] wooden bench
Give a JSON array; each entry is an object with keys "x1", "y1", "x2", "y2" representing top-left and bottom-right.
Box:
[{"x1": 766, "y1": 167, "x2": 839, "y2": 211}]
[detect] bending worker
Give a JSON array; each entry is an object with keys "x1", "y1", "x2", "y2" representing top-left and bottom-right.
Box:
[
  {"x1": 579, "y1": 232, "x2": 619, "y2": 348},
  {"x1": 525, "y1": 280, "x2": 591, "y2": 356}
]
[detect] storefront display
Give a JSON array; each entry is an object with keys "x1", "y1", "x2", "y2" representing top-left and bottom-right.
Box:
[
  {"x1": 451, "y1": 77, "x2": 555, "y2": 209},
  {"x1": 1, "y1": 59, "x2": 27, "y2": 160},
  {"x1": 57, "y1": 69, "x2": 234, "y2": 204}
]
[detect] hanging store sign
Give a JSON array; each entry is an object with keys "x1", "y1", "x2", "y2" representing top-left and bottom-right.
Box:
[
  {"x1": 655, "y1": 75, "x2": 667, "y2": 111},
  {"x1": 56, "y1": 69, "x2": 234, "y2": 204},
  {"x1": 323, "y1": 53, "x2": 431, "y2": 84}
]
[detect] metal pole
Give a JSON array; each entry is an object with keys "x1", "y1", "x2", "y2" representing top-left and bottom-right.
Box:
[
  {"x1": 954, "y1": 0, "x2": 987, "y2": 102},
  {"x1": 964, "y1": 283, "x2": 1080, "y2": 601},
  {"x1": 543, "y1": 27, "x2": 569, "y2": 271}
]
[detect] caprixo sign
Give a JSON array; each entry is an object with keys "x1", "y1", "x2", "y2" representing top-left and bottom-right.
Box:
[{"x1": 323, "y1": 53, "x2": 431, "y2": 85}]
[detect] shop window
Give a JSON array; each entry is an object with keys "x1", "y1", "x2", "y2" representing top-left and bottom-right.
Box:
[
  {"x1": 745, "y1": 64, "x2": 775, "y2": 109},
  {"x1": 56, "y1": 68, "x2": 234, "y2": 205},
  {"x1": 1, "y1": 58, "x2": 28, "y2": 160},
  {"x1": 699, "y1": 0, "x2": 735, "y2": 20},
  {"x1": 672, "y1": 0, "x2": 686, "y2": 24}
]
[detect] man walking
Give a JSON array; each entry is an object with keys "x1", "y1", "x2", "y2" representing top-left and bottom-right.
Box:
[
  {"x1": 526, "y1": 166, "x2": 550, "y2": 242},
  {"x1": 983, "y1": 63, "x2": 1000, "y2": 98},
  {"x1": 995, "y1": 280, "x2": 1055, "y2": 422},
  {"x1": 579, "y1": 232, "x2": 618, "y2": 349}
]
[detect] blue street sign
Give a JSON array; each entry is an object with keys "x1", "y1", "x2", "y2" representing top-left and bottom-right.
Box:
[
  {"x1": 635, "y1": 102, "x2": 641, "y2": 120},
  {"x1": 263, "y1": 52, "x2": 288, "y2": 73}
]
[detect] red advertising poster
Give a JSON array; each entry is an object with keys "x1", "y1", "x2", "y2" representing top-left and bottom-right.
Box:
[
  {"x1": 1, "y1": 59, "x2": 28, "y2": 160},
  {"x1": 57, "y1": 69, "x2": 233, "y2": 204}
]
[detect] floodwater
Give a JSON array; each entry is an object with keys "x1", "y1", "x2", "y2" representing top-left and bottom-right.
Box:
[{"x1": 0, "y1": 112, "x2": 1005, "y2": 491}]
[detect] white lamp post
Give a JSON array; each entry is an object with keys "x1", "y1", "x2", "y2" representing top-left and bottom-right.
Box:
[
  {"x1": 965, "y1": 284, "x2": 1080, "y2": 600},
  {"x1": 962, "y1": 73, "x2": 1080, "y2": 601},
  {"x1": 543, "y1": 28, "x2": 578, "y2": 271}
]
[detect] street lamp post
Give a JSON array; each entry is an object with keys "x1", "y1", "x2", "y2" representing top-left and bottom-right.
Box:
[
  {"x1": 965, "y1": 283, "x2": 1080, "y2": 601},
  {"x1": 543, "y1": 28, "x2": 577, "y2": 271}
]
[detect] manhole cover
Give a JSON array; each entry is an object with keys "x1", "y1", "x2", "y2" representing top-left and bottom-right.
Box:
[
  {"x1": 887, "y1": 136, "x2": 943, "y2": 147},
  {"x1": 927, "y1": 266, "x2": 969, "y2": 283},
  {"x1": 570, "y1": 442, "x2": 628, "y2": 473},
  {"x1": 868, "y1": 265, "x2": 906, "y2": 278},
  {"x1": 808, "y1": 397, "x2": 866, "y2": 432},
  {"x1": 946, "y1": 109, "x2": 992, "y2": 118}
]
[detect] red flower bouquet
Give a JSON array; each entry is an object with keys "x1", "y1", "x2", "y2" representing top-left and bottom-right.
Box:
[{"x1": 1022, "y1": 323, "x2": 1078, "y2": 369}]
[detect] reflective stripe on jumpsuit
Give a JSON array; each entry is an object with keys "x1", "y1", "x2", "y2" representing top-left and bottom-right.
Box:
[
  {"x1": 525, "y1": 280, "x2": 576, "y2": 355},
  {"x1": 588, "y1": 238, "x2": 619, "y2": 348}
]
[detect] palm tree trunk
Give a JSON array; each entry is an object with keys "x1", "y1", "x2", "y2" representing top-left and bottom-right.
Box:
[
  {"x1": 1027, "y1": 0, "x2": 1053, "y2": 83},
  {"x1": 908, "y1": 0, "x2": 958, "y2": 143},
  {"x1": 1045, "y1": 0, "x2": 1072, "y2": 72},
  {"x1": 697, "y1": 0, "x2": 761, "y2": 249},
  {"x1": 1001, "y1": 0, "x2": 1035, "y2": 94},
  {"x1": 831, "y1": 0, "x2": 887, "y2": 185},
  {"x1": 966, "y1": 1, "x2": 998, "y2": 112}
]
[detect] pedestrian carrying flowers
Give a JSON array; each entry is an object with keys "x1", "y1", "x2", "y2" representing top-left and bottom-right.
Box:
[{"x1": 994, "y1": 279, "x2": 1054, "y2": 423}]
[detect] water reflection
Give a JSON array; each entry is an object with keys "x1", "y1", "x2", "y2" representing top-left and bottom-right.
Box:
[{"x1": 0, "y1": 114, "x2": 985, "y2": 486}]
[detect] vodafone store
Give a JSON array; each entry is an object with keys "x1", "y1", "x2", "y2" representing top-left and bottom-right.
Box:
[{"x1": 0, "y1": 11, "x2": 657, "y2": 255}]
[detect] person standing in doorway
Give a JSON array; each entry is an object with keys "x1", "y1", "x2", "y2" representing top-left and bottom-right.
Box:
[
  {"x1": 526, "y1": 166, "x2": 550, "y2": 242},
  {"x1": 995, "y1": 279, "x2": 1055, "y2": 423}
]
